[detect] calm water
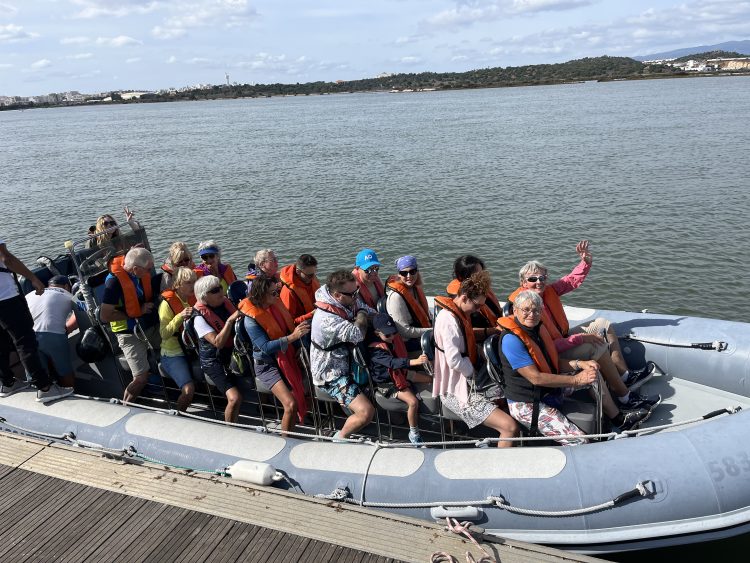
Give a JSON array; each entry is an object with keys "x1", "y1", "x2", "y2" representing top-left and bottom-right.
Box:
[
  {"x1": 2, "y1": 76, "x2": 749, "y2": 322},
  {"x1": 2, "y1": 76, "x2": 750, "y2": 557}
]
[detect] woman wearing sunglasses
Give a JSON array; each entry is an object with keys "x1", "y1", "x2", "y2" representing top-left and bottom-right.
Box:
[
  {"x1": 193, "y1": 275, "x2": 243, "y2": 422},
  {"x1": 160, "y1": 241, "x2": 197, "y2": 291},
  {"x1": 86, "y1": 206, "x2": 140, "y2": 250},
  {"x1": 386, "y1": 255, "x2": 432, "y2": 354},
  {"x1": 508, "y1": 240, "x2": 659, "y2": 412},
  {"x1": 446, "y1": 254, "x2": 503, "y2": 338},
  {"x1": 195, "y1": 240, "x2": 236, "y2": 293},
  {"x1": 240, "y1": 275, "x2": 311, "y2": 433},
  {"x1": 352, "y1": 248, "x2": 385, "y2": 309}
]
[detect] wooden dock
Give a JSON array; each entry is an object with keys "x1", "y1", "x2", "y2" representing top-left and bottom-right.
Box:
[{"x1": 0, "y1": 432, "x2": 601, "y2": 562}]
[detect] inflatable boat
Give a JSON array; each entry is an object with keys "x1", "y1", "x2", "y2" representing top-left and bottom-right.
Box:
[{"x1": 2, "y1": 226, "x2": 749, "y2": 554}]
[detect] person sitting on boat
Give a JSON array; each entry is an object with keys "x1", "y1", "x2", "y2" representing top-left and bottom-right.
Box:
[
  {"x1": 193, "y1": 275, "x2": 243, "y2": 422},
  {"x1": 160, "y1": 241, "x2": 197, "y2": 291},
  {"x1": 279, "y1": 254, "x2": 319, "y2": 325},
  {"x1": 240, "y1": 275, "x2": 311, "y2": 433},
  {"x1": 352, "y1": 248, "x2": 385, "y2": 309},
  {"x1": 0, "y1": 239, "x2": 73, "y2": 403},
  {"x1": 86, "y1": 207, "x2": 141, "y2": 250},
  {"x1": 25, "y1": 275, "x2": 79, "y2": 388},
  {"x1": 386, "y1": 255, "x2": 432, "y2": 351},
  {"x1": 245, "y1": 249, "x2": 281, "y2": 286},
  {"x1": 158, "y1": 267, "x2": 198, "y2": 411},
  {"x1": 195, "y1": 240, "x2": 236, "y2": 293},
  {"x1": 310, "y1": 270, "x2": 376, "y2": 441},
  {"x1": 100, "y1": 247, "x2": 161, "y2": 404},
  {"x1": 446, "y1": 254, "x2": 502, "y2": 340},
  {"x1": 432, "y1": 271, "x2": 519, "y2": 447},
  {"x1": 367, "y1": 312, "x2": 428, "y2": 445},
  {"x1": 498, "y1": 290, "x2": 653, "y2": 444},
  {"x1": 509, "y1": 241, "x2": 659, "y2": 412}
]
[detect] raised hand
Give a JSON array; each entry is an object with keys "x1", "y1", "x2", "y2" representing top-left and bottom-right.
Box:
[{"x1": 576, "y1": 240, "x2": 592, "y2": 265}]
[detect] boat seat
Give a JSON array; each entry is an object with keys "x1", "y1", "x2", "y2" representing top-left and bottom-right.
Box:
[
  {"x1": 502, "y1": 301, "x2": 513, "y2": 317},
  {"x1": 228, "y1": 280, "x2": 248, "y2": 307},
  {"x1": 374, "y1": 382, "x2": 440, "y2": 415},
  {"x1": 376, "y1": 296, "x2": 388, "y2": 315},
  {"x1": 559, "y1": 392, "x2": 598, "y2": 435},
  {"x1": 483, "y1": 334, "x2": 505, "y2": 388}
]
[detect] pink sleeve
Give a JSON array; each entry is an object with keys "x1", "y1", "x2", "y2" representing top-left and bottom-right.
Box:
[
  {"x1": 550, "y1": 260, "x2": 591, "y2": 297},
  {"x1": 553, "y1": 333, "x2": 585, "y2": 353}
]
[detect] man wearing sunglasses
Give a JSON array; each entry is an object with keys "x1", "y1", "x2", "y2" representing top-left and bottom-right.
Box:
[{"x1": 310, "y1": 270, "x2": 376, "y2": 440}]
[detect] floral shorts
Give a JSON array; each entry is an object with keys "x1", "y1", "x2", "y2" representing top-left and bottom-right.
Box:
[
  {"x1": 441, "y1": 392, "x2": 497, "y2": 429},
  {"x1": 320, "y1": 374, "x2": 362, "y2": 408},
  {"x1": 507, "y1": 400, "x2": 587, "y2": 446}
]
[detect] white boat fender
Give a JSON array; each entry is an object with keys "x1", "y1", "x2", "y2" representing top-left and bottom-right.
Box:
[
  {"x1": 430, "y1": 505, "x2": 484, "y2": 520},
  {"x1": 225, "y1": 460, "x2": 285, "y2": 486}
]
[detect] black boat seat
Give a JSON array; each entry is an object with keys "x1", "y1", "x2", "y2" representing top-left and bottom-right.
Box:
[
  {"x1": 376, "y1": 296, "x2": 388, "y2": 315},
  {"x1": 502, "y1": 301, "x2": 513, "y2": 317},
  {"x1": 228, "y1": 280, "x2": 248, "y2": 307},
  {"x1": 374, "y1": 382, "x2": 439, "y2": 415}
]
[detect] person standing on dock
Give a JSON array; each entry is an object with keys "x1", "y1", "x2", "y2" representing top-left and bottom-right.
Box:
[{"x1": 0, "y1": 239, "x2": 73, "y2": 403}]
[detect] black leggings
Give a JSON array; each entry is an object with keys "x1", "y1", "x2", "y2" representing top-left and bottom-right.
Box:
[{"x1": 0, "y1": 295, "x2": 50, "y2": 388}]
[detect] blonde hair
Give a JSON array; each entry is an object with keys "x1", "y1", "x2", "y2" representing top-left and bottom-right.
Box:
[
  {"x1": 92, "y1": 214, "x2": 118, "y2": 245},
  {"x1": 168, "y1": 241, "x2": 192, "y2": 267},
  {"x1": 172, "y1": 266, "x2": 197, "y2": 290}
]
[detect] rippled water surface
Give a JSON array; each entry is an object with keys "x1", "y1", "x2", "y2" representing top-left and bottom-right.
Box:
[{"x1": 2, "y1": 76, "x2": 749, "y2": 321}]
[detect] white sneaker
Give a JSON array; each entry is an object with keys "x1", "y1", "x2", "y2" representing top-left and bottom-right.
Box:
[
  {"x1": 36, "y1": 383, "x2": 74, "y2": 404},
  {"x1": 0, "y1": 379, "x2": 30, "y2": 398}
]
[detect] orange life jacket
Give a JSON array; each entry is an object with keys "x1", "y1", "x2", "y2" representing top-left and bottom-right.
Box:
[
  {"x1": 161, "y1": 263, "x2": 174, "y2": 276},
  {"x1": 352, "y1": 267, "x2": 385, "y2": 309},
  {"x1": 279, "y1": 264, "x2": 319, "y2": 322},
  {"x1": 368, "y1": 340, "x2": 409, "y2": 391},
  {"x1": 238, "y1": 298, "x2": 295, "y2": 339},
  {"x1": 161, "y1": 289, "x2": 197, "y2": 315},
  {"x1": 508, "y1": 285, "x2": 569, "y2": 338},
  {"x1": 386, "y1": 276, "x2": 431, "y2": 328},
  {"x1": 194, "y1": 298, "x2": 236, "y2": 348},
  {"x1": 446, "y1": 278, "x2": 500, "y2": 326},
  {"x1": 109, "y1": 254, "x2": 153, "y2": 319},
  {"x1": 497, "y1": 316, "x2": 559, "y2": 373},
  {"x1": 239, "y1": 297, "x2": 309, "y2": 422},
  {"x1": 194, "y1": 264, "x2": 233, "y2": 284},
  {"x1": 434, "y1": 296, "x2": 478, "y2": 367}
]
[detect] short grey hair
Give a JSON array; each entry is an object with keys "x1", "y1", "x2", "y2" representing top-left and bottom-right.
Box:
[
  {"x1": 518, "y1": 260, "x2": 547, "y2": 285},
  {"x1": 514, "y1": 290, "x2": 543, "y2": 312},
  {"x1": 197, "y1": 240, "x2": 221, "y2": 258},
  {"x1": 254, "y1": 248, "x2": 276, "y2": 265},
  {"x1": 124, "y1": 247, "x2": 154, "y2": 270},
  {"x1": 194, "y1": 275, "x2": 221, "y2": 302}
]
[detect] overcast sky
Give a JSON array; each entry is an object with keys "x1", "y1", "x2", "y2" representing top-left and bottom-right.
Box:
[{"x1": 1, "y1": 0, "x2": 749, "y2": 96}]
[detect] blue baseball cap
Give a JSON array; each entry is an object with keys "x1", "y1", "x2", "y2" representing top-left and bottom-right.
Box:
[{"x1": 355, "y1": 248, "x2": 381, "y2": 271}]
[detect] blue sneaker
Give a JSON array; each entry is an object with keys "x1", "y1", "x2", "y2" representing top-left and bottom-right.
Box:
[
  {"x1": 408, "y1": 430, "x2": 424, "y2": 445},
  {"x1": 623, "y1": 361, "x2": 656, "y2": 390}
]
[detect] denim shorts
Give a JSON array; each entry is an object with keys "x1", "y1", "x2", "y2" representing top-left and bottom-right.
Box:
[
  {"x1": 253, "y1": 360, "x2": 282, "y2": 390},
  {"x1": 160, "y1": 354, "x2": 194, "y2": 389},
  {"x1": 320, "y1": 374, "x2": 361, "y2": 408},
  {"x1": 35, "y1": 332, "x2": 73, "y2": 377}
]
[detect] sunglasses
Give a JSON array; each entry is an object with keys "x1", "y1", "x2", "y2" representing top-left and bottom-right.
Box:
[
  {"x1": 399, "y1": 269, "x2": 418, "y2": 277},
  {"x1": 526, "y1": 275, "x2": 547, "y2": 283},
  {"x1": 339, "y1": 288, "x2": 360, "y2": 298},
  {"x1": 296, "y1": 268, "x2": 316, "y2": 279},
  {"x1": 271, "y1": 289, "x2": 280, "y2": 297},
  {"x1": 176, "y1": 257, "x2": 192, "y2": 265},
  {"x1": 365, "y1": 266, "x2": 379, "y2": 274},
  {"x1": 207, "y1": 286, "x2": 222, "y2": 295},
  {"x1": 201, "y1": 253, "x2": 216, "y2": 261},
  {"x1": 103, "y1": 220, "x2": 117, "y2": 227}
]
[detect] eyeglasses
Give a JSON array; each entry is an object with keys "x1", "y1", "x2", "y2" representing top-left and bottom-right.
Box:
[
  {"x1": 470, "y1": 298, "x2": 485, "y2": 308},
  {"x1": 525, "y1": 275, "x2": 547, "y2": 283},
  {"x1": 271, "y1": 289, "x2": 280, "y2": 297},
  {"x1": 201, "y1": 254, "x2": 216, "y2": 261},
  {"x1": 103, "y1": 220, "x2": 117, "y2": 227},
  {"x1": 297, "y1": 268, "x2": 316, "y2": 280},
  {"x1": 365, "y1": 266, "x2": 379, "y2": 274},
  {"x1": 399, "y1": 269, "x2": 418, "y2": 277},
  {"x1": 207, "y1": 286, "x2": 222, "y2": 295},
  {"x1": 339, "y1": 288, "x2": 360, "y2": 298},
  {"x1": 517, "y1": 307, "x2": 541, "y2": 316}
]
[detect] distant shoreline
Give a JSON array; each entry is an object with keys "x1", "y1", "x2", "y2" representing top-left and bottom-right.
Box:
[{"x1": 3, "y1": 69, "x2": 748, "y2": 113}]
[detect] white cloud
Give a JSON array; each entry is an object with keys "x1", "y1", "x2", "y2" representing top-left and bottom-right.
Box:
[
  {"x1": 157, "y1": 0, "x2": 258, "y2": 39},
  {"x1": 0, "y1": 3, "x2": 18, "y2": 17},
  {"x1": 71, "y1": 0, "x2": 159, "y2": 19},
  {"x1": 424, "y1": 0, "x2": 596, "y2": 30},
  {"x1": 30, "y1": 58, "x2": 52, "y2": 70},
  {"x1": 60, "y1": 36, "x2": 91, "y2": 45},
  {"x1": 0, "y1": 23, "x2": 38, "y2": 43},
  {"x1": 0, "y1": 62, "x2": 13, "y2": 69},
  {"x1": 400, "y1": 56, "x2": 423, "y2": 65},
  {"x1": 67, "y1": 52, "x2": 93, "y2": 59},
  {"x1": 126, "y1": 57, "x2": 141, "y2": 63},
  {"x1": 95, "y1": 35, "x2": 142, "y2": 47},
  {"x1": 166, "y1": 55, "x2": 177, "y2": 63}
]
